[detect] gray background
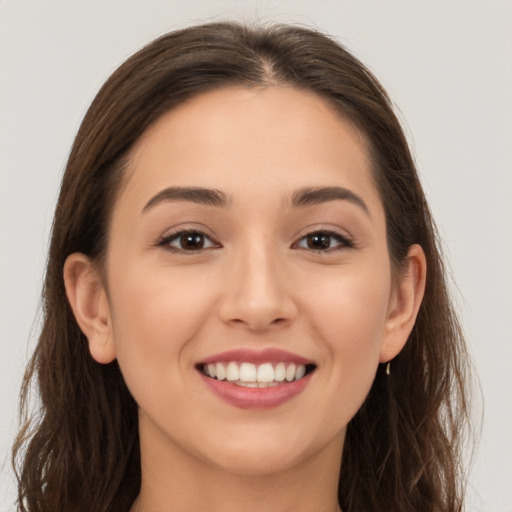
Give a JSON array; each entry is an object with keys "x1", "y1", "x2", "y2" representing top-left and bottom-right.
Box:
[{"x1": 1, "y1": 1, "x2": 511, "y2": 510}]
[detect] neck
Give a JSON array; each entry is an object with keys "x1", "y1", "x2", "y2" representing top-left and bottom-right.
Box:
[{"x1": 131, "y1": 419, "x2": 344, "y2": 512}]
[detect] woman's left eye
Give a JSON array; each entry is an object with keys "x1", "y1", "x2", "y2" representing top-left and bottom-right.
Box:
[
  {"x1": 294, "y1": 231, "x2": 352, "y2": 252},
  {"x1": 159, "y1": 231, "x2": 218, "y2": 252}
]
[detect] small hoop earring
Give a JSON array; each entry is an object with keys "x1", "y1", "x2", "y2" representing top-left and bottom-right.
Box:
[{"x1": 385, "y1": 361, "x2": 391, "y2": 376}]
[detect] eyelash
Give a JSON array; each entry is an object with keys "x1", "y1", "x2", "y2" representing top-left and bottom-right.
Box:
[
  {"x1": 157, "y1": 229, "x2": 354, "y2": 254},
  {"x1": 157, "y1": 229, "x2": 220, "y2": 253},
  {"x1": 293, "y1": 230, "x2": 354, "y2": 252}
]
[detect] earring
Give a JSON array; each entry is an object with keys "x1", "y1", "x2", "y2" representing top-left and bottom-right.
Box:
[{"x1": 385, "y1": 361, "x2": 391, "y2": 376}]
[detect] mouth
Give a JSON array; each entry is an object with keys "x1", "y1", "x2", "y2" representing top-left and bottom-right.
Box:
[
  {"x1": 197, "y1": 361, "x2": 317, "y2": 387},
  {"x1": 196, "y1": 348, "x2": 317, "y2": 408}
]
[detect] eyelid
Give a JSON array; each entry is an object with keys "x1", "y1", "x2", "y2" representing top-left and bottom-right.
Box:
[
  {"x1": 155, "y1": 224, "x2": 354, "y2": 254},
  {"x1": 156, "y1": 227, "x2": 221, "y2": 253},
  {"x1": 292, "y1": 227, "x2": 355, "y2": 252}
]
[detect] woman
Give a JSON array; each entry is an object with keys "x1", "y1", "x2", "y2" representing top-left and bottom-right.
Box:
[{"x1": 12, "y1": 21, "x2": 471, "y2": 512}]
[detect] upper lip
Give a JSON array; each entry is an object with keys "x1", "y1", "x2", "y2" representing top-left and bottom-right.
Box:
[{"x1": 198, "y1": 348, "x2": 314, "y2": 366}]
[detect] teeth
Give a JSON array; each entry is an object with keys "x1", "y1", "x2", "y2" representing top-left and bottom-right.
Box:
[
  {"x1": 226, "y1": 362, "x2": 239, "y2": 381},
  {"x1": 285, "y1": 363, "x2": 296, "y2": 382},
  {"x1": 215, "y1": 362, "x2": 226, "y2": 381},
  {"x1": 239, "y1": 363, "x2": 257, "y2": 382},
  {"x1": 235, "y1": 381, "x2": 280, "y2": 388},
  {"x1": 274, "y1": 362, "x2": 286, "y2": 382},
  {"x1": 203, "y1": 362, "x2": 309, "y2": 384},
  {"x1": 295, "y1": 364, "x2": 306, "y2": 380},
  {"x1": 256, "y1": 363, "x2": 274, "y2": 383}
]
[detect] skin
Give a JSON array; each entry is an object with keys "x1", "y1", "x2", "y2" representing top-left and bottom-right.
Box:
[{"x1": 64, "y1": 86, "x2": 426, "y2": 512}]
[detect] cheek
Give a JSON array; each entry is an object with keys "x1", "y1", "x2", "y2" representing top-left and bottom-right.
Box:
[
  {"x1": 107, "y1": 264, "x2": 215, "y2": 399},
  {"x1": 303, "y1": 258, "x2": 391, "y2": 341},
  {"x1": 300, "y1": 260, "x2": 391, "y2": 403}
]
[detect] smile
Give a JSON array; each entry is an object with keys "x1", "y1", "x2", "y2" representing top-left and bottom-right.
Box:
[
  {"x1": 197, "y1": 348, "x2": 317, "y2": 408},
  {"x1": 200, "y1": 361, "x2": 315, "y2": 387}
]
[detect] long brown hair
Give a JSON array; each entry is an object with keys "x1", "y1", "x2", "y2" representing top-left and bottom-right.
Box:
[{"x1": 13, "y1": 21, "x2": 472, "y2": 511}]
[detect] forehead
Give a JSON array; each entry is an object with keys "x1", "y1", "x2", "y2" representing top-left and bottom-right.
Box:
[{"x1": 118, "y1": 85, "x2": 383, "y2": 217}]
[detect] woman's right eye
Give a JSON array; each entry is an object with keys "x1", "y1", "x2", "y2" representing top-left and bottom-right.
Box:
[{"x1": 159, "y1": 231, "x2": 218, "y2": 252}]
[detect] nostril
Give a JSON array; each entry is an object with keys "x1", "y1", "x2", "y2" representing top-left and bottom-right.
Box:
[{"x1": 226, "y1": 316, "x2": 291, "y2": 331}]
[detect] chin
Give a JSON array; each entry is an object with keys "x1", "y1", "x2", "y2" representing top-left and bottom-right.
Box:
[
  {"x1": 197, "y1": 427, "x2": 340, "y2": 476},
  {"x1": 208, "y1": 446, "x2": 308, "y2": 476}
]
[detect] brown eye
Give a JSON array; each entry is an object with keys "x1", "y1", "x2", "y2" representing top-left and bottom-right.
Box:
[
  {"x1": 161, "y1": 230, "x2": 218, "y2": 252},
  {"x1": 306, "y1": 233, "x2": 332, "y2": 250},
  {"x1": 295, "y1": 231, "x2": 352, "y2": 252},
  {"x1": 180, "y1": 232, "x2": 205, "y2": 250}
]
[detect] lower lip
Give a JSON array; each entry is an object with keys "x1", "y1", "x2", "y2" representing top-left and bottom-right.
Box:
[{"x1": 200, "y1": 373, "x2": 313, "y2": 409}]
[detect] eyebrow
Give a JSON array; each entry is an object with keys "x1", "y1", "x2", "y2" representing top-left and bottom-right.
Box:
[
  {"x1": 142, "y1": 187, "x2": 229, "y2": 212},
  {"x1": 291, "y1": 186, "x2": 369, "y2": 215},
  {"x1": 142, "y1": 185, "x2": 369, "y2": 216}
]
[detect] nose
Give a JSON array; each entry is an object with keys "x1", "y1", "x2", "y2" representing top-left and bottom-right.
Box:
[{"x1": 218, "y1": 244, "x2": 298, "y2": 331}]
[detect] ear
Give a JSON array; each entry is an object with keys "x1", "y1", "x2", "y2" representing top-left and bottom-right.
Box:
[
  {"x1": 380, "y1": 244, "x2": 427, "y2": 363},
  {"x1": 63, "y1": 253, "x2": 116, "y2": 364}
]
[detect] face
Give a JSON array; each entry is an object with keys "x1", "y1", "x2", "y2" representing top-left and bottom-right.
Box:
[{"x1": 95, "y1": 86, "x2": 402, "y2": 474}]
